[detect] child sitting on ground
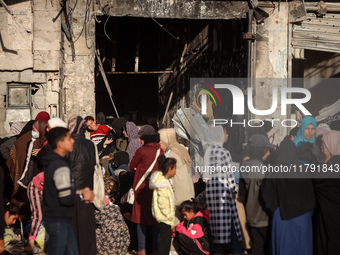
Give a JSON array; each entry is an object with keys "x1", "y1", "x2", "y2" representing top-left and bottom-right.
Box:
[
  {"x1": 3, "y1": 203, "x2": 20, "y2": 247},
  {"x1": 174, "y1": 199, "x2": 211, "y2": 255},
  {"x1": 149, "y1": 155, "x2": 177, "y2": 255}
]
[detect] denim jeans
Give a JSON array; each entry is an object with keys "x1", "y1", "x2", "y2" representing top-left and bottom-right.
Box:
[
  {"x1": 45, "y1": 221, "x2": 79, "y2": 255},
  {"x1": 136, "y1": 224, "x2": 159, "y2": 251}
]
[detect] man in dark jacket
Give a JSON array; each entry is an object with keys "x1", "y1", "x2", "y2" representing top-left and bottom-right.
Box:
[
  {"x1": 66, "y1": 116, "x2": 97, "y2": 255},
  {"x1": 43, "y1": 127, "x2": 93, "y2": 255}
]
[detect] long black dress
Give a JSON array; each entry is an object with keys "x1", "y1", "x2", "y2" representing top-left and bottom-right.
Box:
[{"x1": 313, "y1": 155, "x2": 340, "y2": 255}]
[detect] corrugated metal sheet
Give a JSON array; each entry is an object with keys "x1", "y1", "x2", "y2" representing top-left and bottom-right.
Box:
[{"x1": 292, "y1": 11, "x2": 340, "y2": 53}]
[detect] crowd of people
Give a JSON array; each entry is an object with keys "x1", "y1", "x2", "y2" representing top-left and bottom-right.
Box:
[{"x1": 0, "y1": 110, "x2": 339, "y2": 255}]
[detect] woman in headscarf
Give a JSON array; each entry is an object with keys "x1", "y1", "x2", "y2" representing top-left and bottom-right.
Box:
[
  {"x1": 129, "y1": 125, "x2": 163, "y2": 255},
  {"x1": 203, "y1": 126, "x2": 242, "y2": 254},
  {"x1": 158, "y1": 128, "x2": 194, "y2": 223},
  {"x1": 313, "y1": 130, "x2": 340, "y2": 255},
  {"x1": 17, "y1": 120, "x2": 48, "y2": 189},
  {"x1": 25, "y1": 117, "x2": 67, "y2": 252},
  {"x1": 261, "y1": 139, "x2": 316, "y2": 255},
  {"x1": 126, "y1": 122, "x2": 142, "y2": 162},
  {"x1": 294, "y1": 116, "x2": 317, "y2": 164},
  {"x1": 111, "y1": 117, "x2": 128, "y2": 151},
  {"x1": 5, "y1": 120, "x2": 35, "y2": 204}
]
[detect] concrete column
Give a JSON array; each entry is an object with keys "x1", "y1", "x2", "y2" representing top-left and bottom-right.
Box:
[
  {"x1": 254, "y1": 2, "x2": 290, "y2": 138},
  {"x1": 60, "y1": 0, "x2": 96, "y2": 122}
]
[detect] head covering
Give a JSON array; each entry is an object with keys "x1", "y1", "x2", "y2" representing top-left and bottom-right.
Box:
[
  {"x1": 126, "y1": 122, "x2": 142, "y2": 161},
  {"x1": 293, "y1": 116, "x2": 317, "y2": 147},
  {"x1": 114, "y1": 151, "x2": 130, "y2": 167},
  {"x1": 96, "y1": 112, "x2": 106, "y2": 125},
  {"x1": 203, "y1": 126, "x2": 227, "y2": 179},
  {"x1": 132, "y1": 125, "x2": 158, "y2": 139},
  {"x1": 159, "y1": 128, "x2": 191, "y2": 172},
  {"x1": 289, "y1": 127, "x2": 299, "y2": 136},
  {"x1": 276, "y1": 139, "x2": 299, "y2": 165},
  {"x1": 68, "y1": 116, "x2": 84, "y2": 135},
  {"x1": 48, "y1": 117, "x2": 67, "y2": 129},
  {"x1": 33, "y1": 120, "x2": 48, "y2": 149},
  {"x1": 249, "y1": 134, "x2": 275, "y2": 149},
  {"x1": 18, "y1": 120, "x2": 35, "y2": 138},
  {"x1": 9, "y1": 122, "x2": 23, "y2": 137},
  {"x1": 323, "y1": 130, "x2": 340, "y2": 156},
  {"x1": 35, "y1": 111, "x2": 50, "y2": 122},
  {"x1": 111, "y1": 117, "x2": 127, "y2": 138},
  {"x1": 204, "y1": 126, "x2": 224, "y2": 147},
  {"x1": 247, "y1": 125, "x2": 267, "y2": 142},
  {"x1": 315, "y1": 123, "x2": 331, "y2": 138}
]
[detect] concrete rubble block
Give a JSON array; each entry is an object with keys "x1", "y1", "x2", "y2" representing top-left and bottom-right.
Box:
[
  {"x1": 33, "y1": 84, "x2": 45, "y2": 97},
  {"x1": 32, "y1": 95, "x2": 45, "y2": 109},
  {"x1": 33, "y1": 30, "x2": 61, "y2": 51},
  {"x1": 19, "y1": 69, "x2": 47, "y2": 83},
  {"x1": 33, "y1": 10, "x2": 61, "y2": 31},
  {"x1": 0, "y1": 72, "x2": 19, "y2": 83},
  {"x1": 6, "y1": 109, "x2": 31, "y2": 122},
  {"x1": 33, "y1": 50, "x2": 60, "y2": 71},
  {"x1": 0, "y1": 50, "x2": 33, "y2": 71}
]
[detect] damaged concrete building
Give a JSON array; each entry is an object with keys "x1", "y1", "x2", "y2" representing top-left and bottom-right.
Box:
[{"x1": 1, "y1": 0, "x2": 340, "y2": 145}]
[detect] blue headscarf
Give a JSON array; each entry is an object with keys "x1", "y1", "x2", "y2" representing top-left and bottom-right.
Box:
[{"x1": 293, "y1": 116, "x2": 317, "y2": 148}]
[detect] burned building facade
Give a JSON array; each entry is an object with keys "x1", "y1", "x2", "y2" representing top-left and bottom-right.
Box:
[{"x1": 0, "y1": 0, "x2": 340, "y2": 140}]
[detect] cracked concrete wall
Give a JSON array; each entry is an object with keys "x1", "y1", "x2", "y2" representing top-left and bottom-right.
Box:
[
  {"x1": 59, "y1": 0, "x2": 96, "y2": 122},
  {"x1": 0, "y1": 0, "x2": 61, "y2": 137},
  {"x1": 254, "y1": 2, "x2": 290, "y2": 138}
]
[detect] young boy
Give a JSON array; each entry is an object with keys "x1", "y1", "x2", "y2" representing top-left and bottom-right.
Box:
[{"x1": 43, "y1": 127, "x2": 93, "y2": 255}]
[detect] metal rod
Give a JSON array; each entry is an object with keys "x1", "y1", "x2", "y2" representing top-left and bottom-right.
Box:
[
  {"x1": 96, "y1": 50, "x2": 120, "y2": 118},
  {"x1": 105, "y1": 71, "x2": 174, "y2": 75},
  {"x1": 162, "y1": 91, "x2": 174, "y2": 125},
  {"x1": 0, "y1": 0, "x2": 13, "y2": 15}
]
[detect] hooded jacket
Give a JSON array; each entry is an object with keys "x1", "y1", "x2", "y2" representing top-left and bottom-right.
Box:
[
  {"x1": 149, "y1": 171, "x2": 175, "y2": 226},
  {"x1": 43, "y1": 151, "x2": 81, "y2": 221},
  {"x1": 66, "y1": 133, "x2": 96, "y2": 190},
  {"x1": 175, "y1": 211, "x2": 211, "y2": 255}
]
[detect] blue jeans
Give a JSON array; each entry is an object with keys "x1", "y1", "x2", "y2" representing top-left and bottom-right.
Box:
[
  {"x1": 136, "y1": 224, "x2": 159, "y2": 251},
  {"x1": 45, "y1": 221, "x2": 79, "y2": 255}
]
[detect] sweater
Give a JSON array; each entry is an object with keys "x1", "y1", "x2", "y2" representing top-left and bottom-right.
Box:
[
  {"x1": 149, "y1": 171, "x2": 175, "y2": 226},
  {"x1": 43, "y1": 152, "x2": 81, "y2": 222}
]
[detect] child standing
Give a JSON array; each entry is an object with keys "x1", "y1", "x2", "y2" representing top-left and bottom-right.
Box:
[
  {"x1": 175, "y1": 199, "x2": 211, "y2": 255},
  {"x1": 43, "y1": 127, "x2": 94, "y2": 255},
  {"x1": 149, "y1": 155, "x2": 177, "y2": 255},
  {"x1": 25, "y1": 172, "x2": 44, "y2": 252}
]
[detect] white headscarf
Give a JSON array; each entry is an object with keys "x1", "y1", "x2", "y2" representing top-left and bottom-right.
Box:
[
  {"x1": 48, "y1": 117, "x2": 67, "y2": 129},
  {"x1": 203, "y1": 126, "x2": 225, "y2": 180}
]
